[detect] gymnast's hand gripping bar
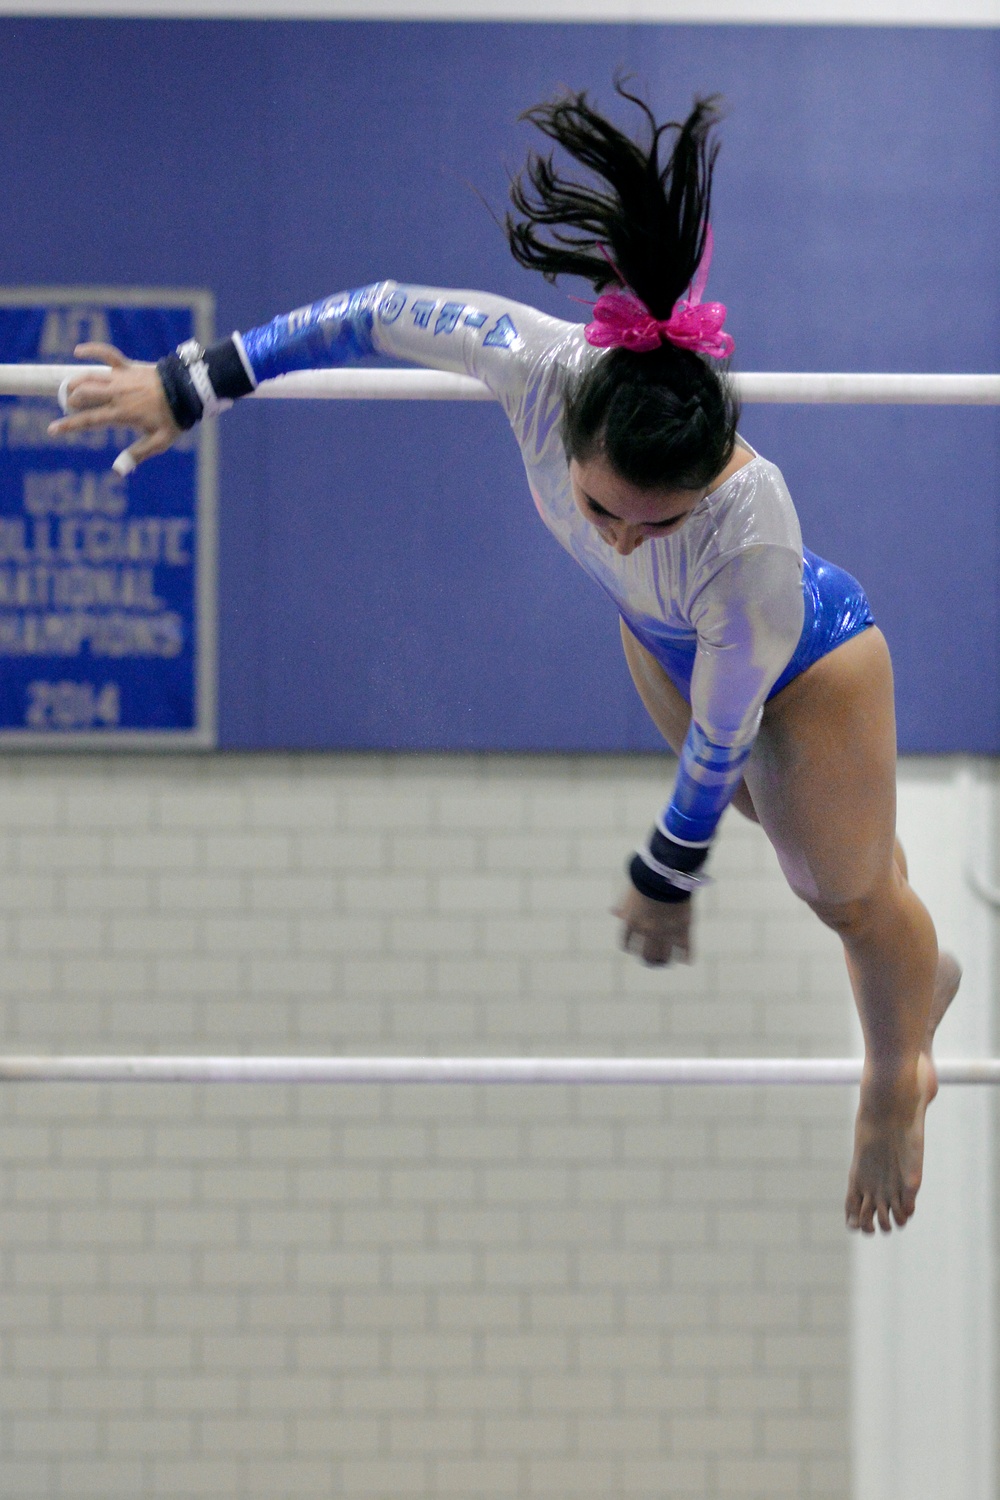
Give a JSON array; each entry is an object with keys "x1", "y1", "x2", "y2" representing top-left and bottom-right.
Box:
[{"x1": 2, "y1": 365, "x2": 1000, "y2": 406}]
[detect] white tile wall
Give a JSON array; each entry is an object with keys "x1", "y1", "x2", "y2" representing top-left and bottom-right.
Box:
[{"x1": 0, "y1": 752, "x2": 853, "y2": 1500}]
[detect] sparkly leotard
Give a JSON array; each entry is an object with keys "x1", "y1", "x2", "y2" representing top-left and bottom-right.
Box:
[{"x1": 237, "y1": 282, "x2": 874, "y2": 847}]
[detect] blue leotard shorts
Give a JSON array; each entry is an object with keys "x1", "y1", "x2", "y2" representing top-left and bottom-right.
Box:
[
  {"x1": 768, "y1": 548, "x2": 875, "y2": 698},
  {"x1": 647, "y1": 547, "x2": 875, "y2": 704}
]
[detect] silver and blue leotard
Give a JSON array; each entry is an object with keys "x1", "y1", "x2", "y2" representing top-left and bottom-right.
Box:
[{"x1": 236, "y1": 282, "x2": 874, "y2": 849}]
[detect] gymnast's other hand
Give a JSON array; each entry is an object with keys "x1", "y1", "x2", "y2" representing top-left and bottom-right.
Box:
[
  {"x1": 613, "y1": 884, "x2": 693, "y2": 966},
  {"x1": 47, "y1": 342, "x2": 181, "y2": 472}
]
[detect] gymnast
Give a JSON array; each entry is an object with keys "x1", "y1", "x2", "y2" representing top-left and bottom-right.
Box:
[{"x1": 49, "y1": 82, "x2": 959, "y2": 1235}]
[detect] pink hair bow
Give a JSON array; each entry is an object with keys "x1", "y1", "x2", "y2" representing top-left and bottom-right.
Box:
[{"x1": 584, "y1": 227, "x2": 735, "y2": 360}]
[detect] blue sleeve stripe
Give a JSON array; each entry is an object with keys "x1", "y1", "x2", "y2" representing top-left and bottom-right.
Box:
[
  {"x1": 661, "y1": 721, "x2": 756, "y2": 845},
  {"x1": 241, "y1": 285, "x2": 382, "y2": 384}
]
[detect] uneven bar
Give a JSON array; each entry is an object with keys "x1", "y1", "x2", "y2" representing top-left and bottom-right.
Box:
[
  {"x1": 3, "y1": 365, "x2": 1000, "y2": 406},
  {"x1": 0, "y1": 1056, "x2": 997, "y2": 1084}
]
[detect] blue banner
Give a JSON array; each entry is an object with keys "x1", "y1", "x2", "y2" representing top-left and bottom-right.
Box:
[{"x1": 0, "y1": 291, "x2": 216, "y2": 744}]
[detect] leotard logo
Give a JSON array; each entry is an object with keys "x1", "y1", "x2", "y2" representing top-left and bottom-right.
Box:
[
  {"x1": 434, "y1": 303, "x2": 465, "y2": 335},
  {"x1": 483, "y1": 314, "x2": 518, "y2": 350},
  {"x1": 377, "y1": 290, "x2": 407, "y2": 325}
]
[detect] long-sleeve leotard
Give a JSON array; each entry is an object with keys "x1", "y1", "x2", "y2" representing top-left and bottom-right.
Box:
[{"x1": 238, "y1": 282, "x2": 806, "y2": 848}]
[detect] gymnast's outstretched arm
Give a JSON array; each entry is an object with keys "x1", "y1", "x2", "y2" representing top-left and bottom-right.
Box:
[{"x1": 48, "y1": 280, "x2": 583, "y2": 469}]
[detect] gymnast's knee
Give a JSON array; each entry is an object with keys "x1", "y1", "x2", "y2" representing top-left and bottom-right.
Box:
[{"x1": 801, "y1": 884, "x2": 887, "y2": 941}]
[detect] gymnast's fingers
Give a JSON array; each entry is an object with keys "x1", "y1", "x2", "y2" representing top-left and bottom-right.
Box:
[
  {"x1": 53, "y1": 341, "x2": 132, "y2": 414},
  {"x1": 113, "y1": 426, "x2": 178, "y2": 476},
  {"x1": 658, "y1": 907, "x2": 693, "y2": 966},
  {"x1": 50, "y1": 365, "x2": 175, "y2": 444},
  {"x1": 59, "y1": 372, "x2": 115, "y2": 412},
  {"x1": 73, "y1": 340, "x2": 132, "y2": 369},
  {"x1": 613, "y1": 896, "x2": 693, "y2": 967},
  {"x1": 48, "y1": 403, "x2": 139, "y2": 437},
  {"x1": 640, "y1": 929, "x2": 672, "y2": 966},
  {"x1": 616, "y1": 912, "x2": 666, "y2": 963},
  {"x1": 618, "y1": 922, "x2": 641, "y2": 955},
  {"x1": 620, "y1": 923, "x2": 666, "y2": 965}
]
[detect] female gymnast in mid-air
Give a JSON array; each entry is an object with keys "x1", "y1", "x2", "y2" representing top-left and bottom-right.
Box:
[{"x1": 50, "y1": 82, "x2": 958, "y2": 1235}]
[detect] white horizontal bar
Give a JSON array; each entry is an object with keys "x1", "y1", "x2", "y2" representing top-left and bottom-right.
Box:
[
  {"x1": 254, "y1": 368, "x2": 493, "y2": 401},
  {"x1": 0, "y1": 363, "x2": 109, "y2": 396},
  {"x1": 0, "y1": 1055, "x2": 998, "y2": 1084},
  {"x1": 1, "y1": 2, "x2": 997, "y2": 23},
  {"x1": 4, "y1": 364, "x2": 1000, "y2": 406},
  {"x1": 733, "y1": 372, "x2": 1000, "y2": 406}
]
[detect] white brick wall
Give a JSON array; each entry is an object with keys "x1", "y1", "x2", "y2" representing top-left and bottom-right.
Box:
[{"x1": 0, "y1": 752, "x2": 852, "y2": 1500}]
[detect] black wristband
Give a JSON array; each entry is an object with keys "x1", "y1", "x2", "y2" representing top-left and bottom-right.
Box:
[
  {"x1": 204, "y1": 337, "x2": 255, "y2": 401},
  {"x1": 628, "y1": 828, "x2": 710, "y2": 905},
  {"x1": 629, "y1": 852, "x2": 691, "y2": 903},
  {"x1": 156, "y1": 353, "x2": 203, "y2": 431}
]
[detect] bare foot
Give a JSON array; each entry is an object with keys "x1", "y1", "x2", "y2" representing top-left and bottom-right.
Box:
[
  {"x1": 844, "y1": 952, "x2": 961, "y2": 1235},
  {"x1": 845, "y1": 1054, "x2": 938, "y2": 1235},
  {"x1": 923, "y1": 950, "x2": 961, "y2": 1056}
]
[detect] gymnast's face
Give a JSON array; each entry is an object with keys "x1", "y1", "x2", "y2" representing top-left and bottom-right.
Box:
[{"x1": 569, "y1": 454, "x2": 705, "y2": 557}]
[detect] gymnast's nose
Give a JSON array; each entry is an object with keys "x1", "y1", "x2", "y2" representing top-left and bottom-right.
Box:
[{"x1": 611, "y1": 525, "x2": 644, "y2": 556}]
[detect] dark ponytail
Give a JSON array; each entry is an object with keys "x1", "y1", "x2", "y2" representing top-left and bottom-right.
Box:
[{"x1": 506, "y1": 79, "x2": 739, "y2": 491}]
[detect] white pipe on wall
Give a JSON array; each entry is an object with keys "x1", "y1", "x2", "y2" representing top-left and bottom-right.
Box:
[{"x1": 852, "y1": 761, "x2": 996, "y2": 1500}]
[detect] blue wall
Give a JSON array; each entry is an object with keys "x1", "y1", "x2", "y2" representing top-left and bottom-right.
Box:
[{"x1": 1, "y1": 19, "x2": 997, "y2": 750}]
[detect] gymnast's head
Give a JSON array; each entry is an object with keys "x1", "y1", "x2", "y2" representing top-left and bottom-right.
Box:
[{"x1": 506, "y1": 81, "x2": 740, "y2": 546}]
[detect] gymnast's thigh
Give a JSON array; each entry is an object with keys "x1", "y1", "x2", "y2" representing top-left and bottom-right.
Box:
[
  {"x1": 745, "y1": 626, "x2": 898, "y2": 907},
  {"x1": 619, "y1": 617, "x2": 691, "y2": 756},
  {"x1": 619, "y1": 618, "x2": 762, "y2": 824}
]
